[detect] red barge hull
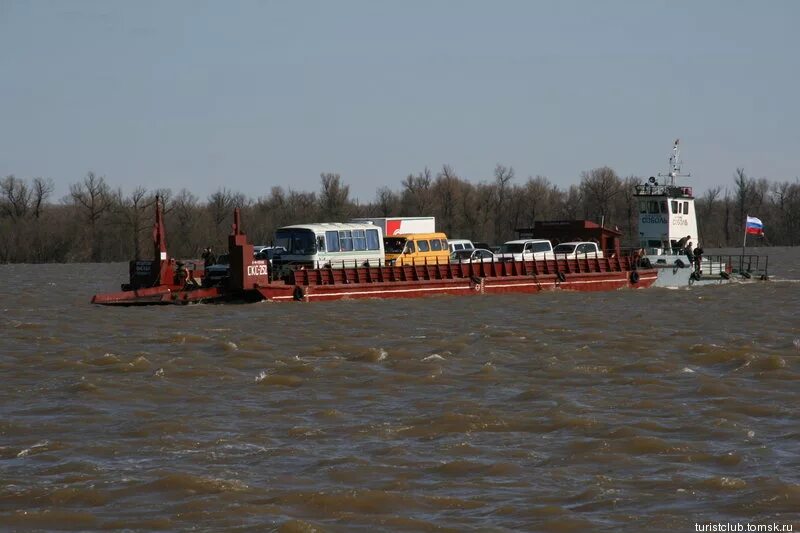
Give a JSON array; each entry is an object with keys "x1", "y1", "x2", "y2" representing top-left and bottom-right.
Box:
[{"x1": 91, "y1": 202, "x2": 657, "y2": 306}]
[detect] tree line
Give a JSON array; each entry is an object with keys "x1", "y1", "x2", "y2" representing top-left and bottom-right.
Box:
[{"x1": 1, "y1": 165, "x2": 797, "y2": 263}]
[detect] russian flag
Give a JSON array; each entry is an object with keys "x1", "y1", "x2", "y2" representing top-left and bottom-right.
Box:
[{"x1": 746, "y1": 216, "x2": 764, "y2": 235}]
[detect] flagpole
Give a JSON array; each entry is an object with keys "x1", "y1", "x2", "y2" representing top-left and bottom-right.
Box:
[{"x1": 741, "y1": 215, "x2": 748, "y2": 273}]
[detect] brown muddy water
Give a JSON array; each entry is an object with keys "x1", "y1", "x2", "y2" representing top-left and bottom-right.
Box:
[{"x1": 1, "y1": 248, "x2": 799, "y2": 532}]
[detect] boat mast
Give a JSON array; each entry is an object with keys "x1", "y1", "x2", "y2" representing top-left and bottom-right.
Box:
[{"x1": 658, "y1": 138, "x2": 691, "y2": 186}]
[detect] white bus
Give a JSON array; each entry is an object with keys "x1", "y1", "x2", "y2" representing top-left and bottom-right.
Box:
[{"x1": 273, "y1": 223, "x2": 385, "y2": 268}]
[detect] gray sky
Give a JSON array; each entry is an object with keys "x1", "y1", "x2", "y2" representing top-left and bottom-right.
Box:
[{"x1": 1, "y1": 0, "x2": 798, "y2": 202}]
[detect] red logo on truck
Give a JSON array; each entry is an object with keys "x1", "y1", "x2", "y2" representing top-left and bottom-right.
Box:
[{"x1": 387, "y1": 220, "x2": 402, "y2": 236}]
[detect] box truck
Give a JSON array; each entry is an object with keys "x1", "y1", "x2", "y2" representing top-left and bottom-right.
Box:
[{"x1": 350, "y1": 217, "x2": 435, "y2": 236}]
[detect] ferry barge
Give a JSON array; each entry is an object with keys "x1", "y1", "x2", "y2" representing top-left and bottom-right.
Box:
[{"x1": 91, "y1": 202, "x2": 657, "y2": 306}]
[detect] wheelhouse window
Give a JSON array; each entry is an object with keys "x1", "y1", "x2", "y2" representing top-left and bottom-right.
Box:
[
  {"x1": 639, "y1": 201, "x2": 647, "y2": 214},
  {"x1": 417, "y1": 240, "x2": 430, "y2": 252},
  {"x1": 648, "y1": 201, "x2": 660, "y2": 214},
  {"x1": 683, "y1": 201, "x2": 689, "y2": 214},
  {"x1": 275, "y1": 229, "x2": 317, "y2": 255},
  {"x1": 430, "y1": 239, "x2": 442, "y2": 251},
  {"x1": 660, "y1": 201, "x2": 668, "y2": 213},
  {"x1": 671, "y1": 200, "x2": 678, "y2": 213}
]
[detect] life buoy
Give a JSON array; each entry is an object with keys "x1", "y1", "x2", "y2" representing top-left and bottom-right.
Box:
[
  {"x1": 471, "y1": 276, "x2": 483, "y2": 292},
  {"x1": 719, "y1": 271, "x2": 731, "y2": 280},
  {"x1": 556, "y1": 271, "x2": 566, "y2": 283},
  {"x1": 630, "y1": 271, "x2": 640, "y2": 284},
  {"x1": 674, "y1": 259, "x2": 686, "y2": 269},
  {"x1": 293, "y1": 286, "x2": 305, "y2": 301}
]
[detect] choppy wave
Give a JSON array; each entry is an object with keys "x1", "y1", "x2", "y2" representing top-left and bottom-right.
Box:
[{"x1": 1, "y1": 259, "x2": 799, "y2": 530}]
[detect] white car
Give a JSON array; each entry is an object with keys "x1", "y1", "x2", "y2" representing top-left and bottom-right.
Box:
[
  {"x1": 448, "y1": 239, "x2": 475, "y2": 253},
  {"x1": 553, "y1": 242, "x2": 605, "y2": 258},
  {"x1": 495, "y1": 239, "x2": 554, "y2": 262},
  {"x1": 450, "y1": 248, "x2": 496, "y2": 263}
]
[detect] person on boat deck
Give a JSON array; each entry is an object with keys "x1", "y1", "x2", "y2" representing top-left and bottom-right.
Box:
[
  {"x1": 674, "y1": 235, "x2": 691, "y2": 253},
  {"x1": 693, "y1": 247, "x2": 704, "y2": 272},
  {"x1": 685, "y1": 241, "x2": 693, "y2": 259},
  {"x1": 202, "y1": 247, "x2": 216, "y2": 267}
]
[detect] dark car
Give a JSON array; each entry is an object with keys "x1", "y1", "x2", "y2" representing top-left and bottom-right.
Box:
[
  {"x1": 204, "y1": 254, "x2": 230, "y2": 286},
  {"x1": 254, "y1": 246, "x2": 286, "y2": 264}
]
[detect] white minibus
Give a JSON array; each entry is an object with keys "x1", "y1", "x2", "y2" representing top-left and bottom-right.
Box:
[{"x1": 273, "y1": 223, "x2": 385, "y2": 268}]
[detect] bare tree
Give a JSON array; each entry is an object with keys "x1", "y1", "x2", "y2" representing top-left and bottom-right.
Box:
[
  {"x1": 492, "y1": 164, "x2": 515, "y2": 242},
  {"x1": 697, "y1": 186, "x2": 721, "y2": 245},
  {"x1": 616, "y1": 175, "x2": 640, "y2": 243},
  {"x1": 319, "y1": 172, "x2": 350, "y2": 220},
  {"x1": 433, "y1": 165, "x2": 460, "y2": 235},
  {"x1": 579, "y1": 166, "x2": 621, "y2": 224},
  {"x1": 733, "y1": 168, "x2": 751, "y2": 225},
  {"x1": 32, "y1": 177, "x2": 54, "y2": 219},
  {"x1": 208, "y1": 188, "x2": 248, "y2": 239},
  {"x1": 118, "y1": 186, "x2": 150, "y2": 258},
  {"x1": 69, "y1": 172, "x2": 113, "y2": 260},
  {"x1": 375, "y1": 186, "x2": 399, "y2": 216},
  {"x1": 1, "y1": 175, "x2": 33, "y2": 220},
  {"x1": 559, "y1": 184, "x2": 583, "y2": 220},
  {"x1": 401, "y1": 168, "x2": 433, "y2": 215}
]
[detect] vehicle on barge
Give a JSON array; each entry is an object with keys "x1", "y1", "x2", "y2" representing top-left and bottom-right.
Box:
[
  {"x1": 91, "y1": 199, "x2": 658, "y2": 306},
  {"x1": 634, "y1": 139, "x2": 769, "y2": 286}
]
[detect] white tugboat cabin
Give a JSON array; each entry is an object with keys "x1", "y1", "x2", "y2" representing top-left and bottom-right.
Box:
[{"x1": 635, "y1": 139, "x2": 699, "y2": 256}]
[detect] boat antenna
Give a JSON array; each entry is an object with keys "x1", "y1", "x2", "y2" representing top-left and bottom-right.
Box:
[{"x1": 658, "y1": 138, "x2": 691, "y2": 186}]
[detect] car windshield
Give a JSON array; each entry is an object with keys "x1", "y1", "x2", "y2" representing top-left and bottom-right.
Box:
[
  {"x1": 384, "y1": 237, "x2": 407, "y2": 254},
  {"x1": 499, "y1": 243, "x2": 524, "y2": 254},
  {"x1": 274, "y1": 229, "x2": 316, "y2": 255},
  {"x1": 215, "y1": 254, "x2": 230, "y2": 265},
  {"x1": 554, "y1": 244, "x2": 577, "y2": 254}
]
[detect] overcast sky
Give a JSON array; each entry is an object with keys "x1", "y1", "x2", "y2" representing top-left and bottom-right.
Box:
[{"x1": 1, "y1": 0, "x2": 798, "y2": 202}]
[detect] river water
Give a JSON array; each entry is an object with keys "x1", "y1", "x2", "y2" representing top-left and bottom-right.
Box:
[{"x1": 1, "y1": 247, "x2": 798, "y2": 532}]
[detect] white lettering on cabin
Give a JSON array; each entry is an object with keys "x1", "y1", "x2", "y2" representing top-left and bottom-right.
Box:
[{"x1": 247, "y1": 264, "x2": 268, "y2": 276}]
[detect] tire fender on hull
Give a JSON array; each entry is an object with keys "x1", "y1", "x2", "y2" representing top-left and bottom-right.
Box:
[{"x1": 293, "y1": 286, "x2": 306, "y2": 301}]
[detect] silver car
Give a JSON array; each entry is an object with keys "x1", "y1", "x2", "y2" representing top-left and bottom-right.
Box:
[{"x1": 450, "y1": 248, "x2": 496, "y2": 263}]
